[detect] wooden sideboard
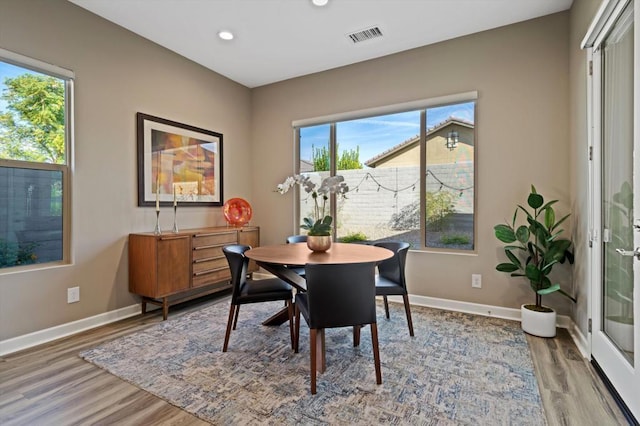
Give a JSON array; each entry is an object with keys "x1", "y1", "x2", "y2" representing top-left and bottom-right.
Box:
[{"x1": 129, "y1": 226, "x2": 259, "y2": 320}]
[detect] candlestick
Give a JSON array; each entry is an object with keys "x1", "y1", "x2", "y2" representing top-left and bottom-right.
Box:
[
  {"x1": 154, "y1": 210, "x2": 161, "y2": 235},
  {"x1": 172, "y1": 204, "x2": 179, "y2": 233},
  {"x1": 173, "y1": 184, "x2": 177, "y2": 207},
  {"x1": 155, "y1": 155, "x2": 160, "y2": 211}
]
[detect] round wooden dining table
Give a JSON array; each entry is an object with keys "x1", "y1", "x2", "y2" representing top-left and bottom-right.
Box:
[
  {"x1": 246, "y1": 242, "x2": 393, "y2": 374},
  {"x1": 247, "y1": 242, "x2": 392, "y2": 273},
  {"x1": 246, "y1": 242, "x2": 393, "y2": 305}
]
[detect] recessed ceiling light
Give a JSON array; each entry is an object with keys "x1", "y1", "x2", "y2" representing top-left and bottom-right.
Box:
[
  {"x1": 218, "y1": 30, "x2": 234, "y2": 41},
  {"x1": 312, "y1": 0, "x2": 328, "y2": 6}
]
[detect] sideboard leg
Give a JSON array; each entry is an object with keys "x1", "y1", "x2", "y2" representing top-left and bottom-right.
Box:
[
  {"x1": 162, "y1": 297, "x2": 169, "y2": 320},
  {"x1": 141, "y1": 299, "x2": 147, "y2": 315}
]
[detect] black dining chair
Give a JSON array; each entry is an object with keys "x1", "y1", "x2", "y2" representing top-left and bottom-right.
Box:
[
  {"x1": 285, "y1": 235, "x2": 307, "y2": 277},
  {"x1": 374, "y1": 241, "x2": 414, "y2": 336},
  {"x1": 286, "y1": 235, "x2": 308, "y2": 244},
  {"x1": 222, "y1": 244, "x2": 294, "y2": 352},
  {"x1": 294, "y1": 262, "x2": 382, "y2": 394}
]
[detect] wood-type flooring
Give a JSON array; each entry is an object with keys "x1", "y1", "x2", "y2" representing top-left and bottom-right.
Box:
[{"x1": 0, "y1": 295, "x2": 631, "y2": 425}]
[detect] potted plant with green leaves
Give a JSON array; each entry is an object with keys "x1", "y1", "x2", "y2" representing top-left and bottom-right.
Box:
[
  {"x1": 494, "y1": 185, "x2": 575, "y2": 337},
  {"x1": 276, "y1": 174, "x2": 349, "y2": 252}
]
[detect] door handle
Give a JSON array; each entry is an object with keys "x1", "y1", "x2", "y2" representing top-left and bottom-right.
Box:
[{"x1": 616, "y1": 247, "x2": 640, "y2": 260}]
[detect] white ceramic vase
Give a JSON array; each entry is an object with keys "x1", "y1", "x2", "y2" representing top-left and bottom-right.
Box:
[{"x1": 521, "y1": 304, "x2": 557, "y2": 338}]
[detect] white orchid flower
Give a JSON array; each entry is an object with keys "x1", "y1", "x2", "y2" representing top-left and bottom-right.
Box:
[{"x1": 275, "y1": 174, "x2": 349, "y2": 235}]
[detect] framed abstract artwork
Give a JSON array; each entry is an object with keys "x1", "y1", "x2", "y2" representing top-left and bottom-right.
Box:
[{"x1": 137, "y1": 113, "x2": 223, "y2": 207}]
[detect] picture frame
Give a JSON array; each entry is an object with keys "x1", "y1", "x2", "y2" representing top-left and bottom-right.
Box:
[{"x1": 137, "y1": 113, "x2": 223, "y2": 207}]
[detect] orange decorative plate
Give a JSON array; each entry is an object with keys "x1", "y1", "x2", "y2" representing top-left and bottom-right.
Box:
[{"x1": 223, "y1": 198, "x2": 252, "y2": 227}]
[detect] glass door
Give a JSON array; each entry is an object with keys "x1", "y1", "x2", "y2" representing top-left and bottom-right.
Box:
[
  {"x1": 588, "y1": 0, "x2": 639, "y2": 420},
  {"x1": 601, "y1": 0, "x2": 635, "y2": 366}
]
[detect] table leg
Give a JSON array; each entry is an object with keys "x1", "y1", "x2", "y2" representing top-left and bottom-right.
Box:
[
  {"x1": 256, "y1": 262, "x2": 307, "y2": 292},
  {"x1": 257, "y1": 261, "x2": 306, "y2": 326},
  {"x1": 261, "y1": 306, "x2": 291, "y2": 326}
]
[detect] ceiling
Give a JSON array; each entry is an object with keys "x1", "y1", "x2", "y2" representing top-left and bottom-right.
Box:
[{"x1": 69, "y1": 0, "x2": 573, "y2": 88}]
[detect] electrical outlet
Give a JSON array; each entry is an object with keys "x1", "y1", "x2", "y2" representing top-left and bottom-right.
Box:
[
  {"x1": 67, "y1": 286, "x2": 80, "y2": 303},
  {"x1": 471, "y1": 274, "x2": 482, "y2": 288}
]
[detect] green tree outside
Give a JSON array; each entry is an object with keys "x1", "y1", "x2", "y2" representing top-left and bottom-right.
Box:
[
  {"x1": 426, "y1": 190, "x2": 456, "y2": 231},
  {"x1": 389, "y1": 190, "x2": 457, "y2": 231},
  {"x1": 312, "y1": 144, "x2": 362, "y2": 171},
  {"x1": 312, "y1": 144, "x2": 330, "y2": 171},
  {"x1": 0, "y1": 73, "x2": 65, "y2": 164}
]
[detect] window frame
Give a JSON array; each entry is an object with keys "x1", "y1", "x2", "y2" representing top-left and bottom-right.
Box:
[
  {"x1": 0, "y1": 49, "x2": 74, "y2": 272},
  {"x1": 293, "y1": 92, "x2": 478, "y2": 253}
]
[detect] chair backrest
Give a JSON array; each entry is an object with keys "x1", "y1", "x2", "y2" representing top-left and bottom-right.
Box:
[
  {"x1": 222, "y1": 244, "x2": 250, "y2": 302},
  {"x1": 286, "y1": 235, "x2": 308, "y2": 244},
  {"x1": 374, "y1": 241, "x2": 410, "y2": 288},
  {"x1": 303, "y1": 262, "x2": 377, "y2": 329}
]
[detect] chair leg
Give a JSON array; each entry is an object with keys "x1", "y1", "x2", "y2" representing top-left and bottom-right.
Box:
[
  {"x1": 222, "y1": 304, "x2": 236, "y2": 352},
  {"x1": 383, "y1": 296, "x2": 390, "y2": 319},
  {"x1": 370, "y1": 323, "x2": 382, "y2": 385},
  {"x1": 353, "y1": 325, "x2": 361, "y2": 347},
  {"x1": 318, "y1": 329, "x2": 326, "y2": 373},
  {"x1": 403, "y1": 294, "x2": 415, "y2": 337},
  {"x1": 232, "y1": 305, "x2": 240, "y2": 330},
  {"x1": 294, "y1": 304, "x2": 301, "y2": 353},
  {"x1": 287, "y1": 299, "x2": 295, "y2": 350},
  {"x1": 310, "y1": 328, "x2": 318, "y2": 394}
]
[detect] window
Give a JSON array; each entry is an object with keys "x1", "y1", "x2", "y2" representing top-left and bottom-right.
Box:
[
  {"x1": 0, "y1": 49, "x2": 73, "y2": 270},
  {"x1": 295, "y1": 94, "x2": 476, "y2": 251},
  {"x1": 424, "y1": 102, "x2": 475, "y2": 250}
]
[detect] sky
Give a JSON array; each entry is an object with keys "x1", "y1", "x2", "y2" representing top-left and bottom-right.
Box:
[
  {"x1": 0, "y1": 61, "x2": 43, "y2": 111},
  {"x1": 0, "y1": 61, "x2": 25, "y2": 80},
  {"x1": 300, "y1": 101, "x2": 475, "y2": 166}
]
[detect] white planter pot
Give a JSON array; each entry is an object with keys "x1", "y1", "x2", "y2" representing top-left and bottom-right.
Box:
[{"x1": 521, "y1": 304, "x2": 556, "y2": 338}]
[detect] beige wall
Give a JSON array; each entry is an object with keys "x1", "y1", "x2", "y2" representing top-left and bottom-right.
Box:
[
  {"x1": 251, "y1": 12, "x2": 574, "y2": 314},
  {"x1": 0, "y1": 0, "x2": 252, "y2": 340},
  {"x1": 569, "y1": 0, "x2": 606, "y2": 338},
  {"x1": 0, "y1": 1, "x2": 604, "y2": 343}
]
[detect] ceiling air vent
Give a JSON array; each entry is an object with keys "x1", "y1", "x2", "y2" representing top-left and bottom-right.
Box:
[{"x1": 347, "y1": 26, "x2": 383, "y2": 44}]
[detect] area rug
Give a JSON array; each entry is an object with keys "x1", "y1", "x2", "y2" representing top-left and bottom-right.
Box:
[{"x1": 80, "y1": 300, "x2": 546, "y2": 425}]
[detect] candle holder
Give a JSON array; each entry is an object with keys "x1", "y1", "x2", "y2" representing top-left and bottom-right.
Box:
[
  {"x1": 154, "y1": 210, "x2": 161, "y2": 235},
  {"x1": 172, "y1": 205, "x2": 179, "y2": 233}
]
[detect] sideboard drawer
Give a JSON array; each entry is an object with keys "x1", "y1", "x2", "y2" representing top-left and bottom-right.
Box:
[
  {"x1": 192, "y1": 232, "x2": 237, "y2": 248},
  {"x1": 193, "y1": 268, "x2": 232, "y2": 287},
  {"x1": 193, "y1": 257, "x2": 228, "y2": 274},
  {"x1": 192, "y1": 245, "x2": 225, "y2": 261}
]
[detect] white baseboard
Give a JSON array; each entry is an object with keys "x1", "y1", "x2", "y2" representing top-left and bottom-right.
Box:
[
  {"x1": 566, "y1": 320, "x2": 590, "y2": 358},
  {"x1": 385, "y1": 294, "x2": 573, "y2": 329},
  {"x1": 0, "y1": 304, "x2": 141, "y2": 356}
]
